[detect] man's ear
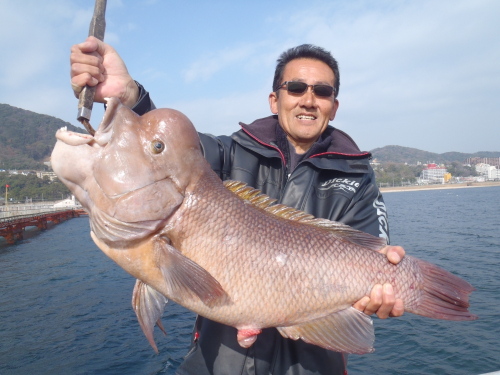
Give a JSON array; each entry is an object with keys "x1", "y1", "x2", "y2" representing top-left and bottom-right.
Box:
[
  {"x1": 269, "y1": 92, "x2": 278, "y2": 114},
  {"x1": 329, "y1": 99, "x2": 339, "y2": 121}
]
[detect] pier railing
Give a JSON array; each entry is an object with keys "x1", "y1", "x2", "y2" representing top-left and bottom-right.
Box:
[
  {"x1": 0, "y1": 207, "x2": 87, "y2": 244},
  {"x1": 0, "y1": 204, "x2": 83, "y2": 220},
  {"x1": 0, "y1": 207, "x2": 83, "y2": 222}
]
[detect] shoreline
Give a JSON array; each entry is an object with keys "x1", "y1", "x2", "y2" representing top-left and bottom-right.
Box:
[{"x1": 380, "y1": 181, "x2": 500, "y2": 193}]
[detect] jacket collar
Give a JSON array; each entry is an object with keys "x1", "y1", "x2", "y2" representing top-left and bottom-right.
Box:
[{"x1": 236, "y1": 115, "x2": 372, "y2": 160}]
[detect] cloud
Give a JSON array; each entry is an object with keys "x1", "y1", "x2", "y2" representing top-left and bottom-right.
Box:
[
  {"x1": 0, "y1": 0, "x2": 100, "y2": 128},
  {"x1": 166, "y1": 87, "x2": 272, "y2": 136},
  {"x1": 183, "y1": 43, "x2": 264, "y2": 83},
  {"x1": 0, "y1": 0, "x2": 497, "y2": 154},
  {"x1": 108, "y1": 0, "x2": 124, "y2": 9},
  {"x1": 104, "y1": 31, "x2": 120, "y2": 45},
  {"x1": 0, "y1": 1, "x2": 94, "y2": 88},
  {"x1": 262, "y1": 0, "x2": 500, "y2": 152}
]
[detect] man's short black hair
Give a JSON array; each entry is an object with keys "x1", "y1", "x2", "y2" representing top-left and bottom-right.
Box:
[{"x1": 272, "y1": 44, "x2": 340, "y2": 98}]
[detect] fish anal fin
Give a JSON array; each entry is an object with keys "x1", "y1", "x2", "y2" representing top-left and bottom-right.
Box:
[
  {"x1": 224, "y1": 180, "x2": 386, "y2": 250},
  {"x1": 277, "y1": 307, "x2": 375, "y2": 354},
  {"x1": 132, "y1": 279, "x2": 169, "y2": 354},
  {"x1": 157, "y1": 238, "x2": 229, "y2": 307},
  {"x1": 156, "y1": 319, "x2": 167, "y2": 336}
]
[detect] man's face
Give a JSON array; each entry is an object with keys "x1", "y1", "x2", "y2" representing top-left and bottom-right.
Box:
[{"x1": 269, "y1": 58, "x2": 339, "y2": 153}]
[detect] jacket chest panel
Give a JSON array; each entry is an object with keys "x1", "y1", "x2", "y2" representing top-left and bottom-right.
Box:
[{"x1": 281, "y1": 169, "x2": 364, "y2": 220}]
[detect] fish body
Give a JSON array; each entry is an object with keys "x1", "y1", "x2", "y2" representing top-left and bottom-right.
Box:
[{"x1": 51, "y1": 98, "x2": 476, "y2": 354}]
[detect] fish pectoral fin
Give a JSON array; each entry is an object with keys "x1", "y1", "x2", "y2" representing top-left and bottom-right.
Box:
[
  {"x1": 277, "y1": 307, "x2": 375, "y2": 354},
  {"x1": 157, "y1": 239, "x2": 228, "y2": 307},
  {"x1": 132, "y1": 279, "x2": 169, "y2": 354}
]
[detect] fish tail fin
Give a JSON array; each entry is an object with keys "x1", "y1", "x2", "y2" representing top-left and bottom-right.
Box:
[{"x1": 407, "y1": 258, "x2": 477, "y2": 321}]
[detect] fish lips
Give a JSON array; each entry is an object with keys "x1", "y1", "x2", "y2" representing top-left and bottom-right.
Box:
[
  {"x1": 93, "y1": 97, "x2": 122, "y2": 147},
  {"x1": 54, "y1": 97, "x2": 124, "y2": 148}
]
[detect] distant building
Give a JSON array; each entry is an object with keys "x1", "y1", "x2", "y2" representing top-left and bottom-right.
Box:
[
  {"x1": 475, "y1": 163, "x2": 500, "y2": 180},
  {"x1": 421, "y1": 163, "x2": 448, "y2": 183},
  {"x1": 36, "y1": 171, "x2": 58, "y2": 181},
  {"x1": 369, "y1": 158, "x2": 380, "y2": 169},
  {"x1": 54, "y1": 195, "x2": 79, "y2": 208},
  {"x1": 466, "y1": 157, "x2": 500, "y2": 167}
]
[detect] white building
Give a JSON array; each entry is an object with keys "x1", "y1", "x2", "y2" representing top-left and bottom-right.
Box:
[
  {"x1": 36, "y1": 171, "x2": 58, "y2": 181},
  {"x1": 54, "y1": 195, "x2": 80, "y2": 208},
  {"x1": 476, "y1": 163, "x2": 500, "y2": 180},
  {"x1": 421, "y1": 163, "x2": 448, "y2": 183}
]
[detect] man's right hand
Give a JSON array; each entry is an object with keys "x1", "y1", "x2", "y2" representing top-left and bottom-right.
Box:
[{"x1": 70, "y1": 36, "x2": 139, "y2": 108}]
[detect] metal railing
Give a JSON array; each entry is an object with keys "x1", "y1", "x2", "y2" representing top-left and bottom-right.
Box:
[{"x1": 0, "y1": 207, "x2": 83, "y2": 221}]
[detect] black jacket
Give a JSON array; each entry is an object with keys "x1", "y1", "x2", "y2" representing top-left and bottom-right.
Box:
[{"x1": 131, "y1": 84, "x2": 390, "y2": 375}]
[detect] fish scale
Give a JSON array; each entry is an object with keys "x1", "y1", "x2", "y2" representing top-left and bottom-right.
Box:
[
  {"x1": 51, "y1": 98, "x2": 477, "y2": 354},
  {"x1": 166, "y1": 171, "x2": 408, "y2": 326}
]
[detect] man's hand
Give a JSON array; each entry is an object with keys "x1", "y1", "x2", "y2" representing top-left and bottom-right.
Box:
[
  {"x1": 70, "y1": 36, "x2": 139, "y2": 108},
  {"x1": 352, "y1": 245, "x2": 405, "y2": 319}
]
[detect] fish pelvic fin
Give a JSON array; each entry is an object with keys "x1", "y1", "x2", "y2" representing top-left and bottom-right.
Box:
[
  {"x1": 132, "y1": 279, "x2": 169, "y2": 354},
  {"x1": 224, "y1": 180, "x2": 386, "y2": 251},
  {"x1": 237, "y1": 328, "x2": 262, "y2": 348},
  {"x1": 157, "y1": 237, "x2": 229, "y2": 307},
  {"x1": 277, "y1": 307, "x2": 375, "y2": 354},
  {"x1": 407, "y1": 257, "x2": 478, "y2": 321}
]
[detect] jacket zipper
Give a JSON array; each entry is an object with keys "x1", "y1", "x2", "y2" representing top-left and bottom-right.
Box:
[{"x1": 240, "y1": 128, "x2": 290, "y2": 203}]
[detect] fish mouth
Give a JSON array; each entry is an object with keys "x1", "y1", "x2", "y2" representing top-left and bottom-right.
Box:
[
  {"x1": 56, "y1": 97, "x2": 122, "y2": 148},
  {"x1": 55, "y1": 126, "x2": 96, "y2": 146}
]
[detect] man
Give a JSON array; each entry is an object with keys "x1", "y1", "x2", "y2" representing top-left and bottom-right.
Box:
[{"x1": 70, "y1": 38, "x2": 405, "y2": 375}]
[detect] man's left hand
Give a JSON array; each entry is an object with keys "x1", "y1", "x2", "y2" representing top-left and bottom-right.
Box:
[{"x1": 352, "y1": 246, "x2": 405, "y2": 319}]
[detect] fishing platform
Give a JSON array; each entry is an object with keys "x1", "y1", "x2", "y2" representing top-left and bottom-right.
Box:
[{"x1": 0, "y1": 208, "x2": 87, "y2": 244}]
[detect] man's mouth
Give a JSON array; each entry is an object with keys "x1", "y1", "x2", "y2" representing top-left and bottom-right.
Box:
[{"x1": 296, "y1": 114, "x2": 316, "y2": 120}]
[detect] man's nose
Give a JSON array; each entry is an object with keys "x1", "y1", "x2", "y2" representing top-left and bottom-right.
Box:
[{"x1": 299, "y1": 86, "x2": 317, "y2": 107}]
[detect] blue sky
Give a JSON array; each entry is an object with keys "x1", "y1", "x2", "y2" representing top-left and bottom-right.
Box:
[{"x1": 0, "y1": 0, "x2": 498, "y2": 154}]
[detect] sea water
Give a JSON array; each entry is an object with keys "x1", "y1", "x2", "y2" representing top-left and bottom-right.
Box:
[{"x1": 0, "y1": 186, "x2": 499, "y2": 374}]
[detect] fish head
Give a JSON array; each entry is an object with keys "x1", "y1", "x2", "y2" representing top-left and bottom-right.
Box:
[
  {"x1": 52, "y1": 98, "x2": 207, "y2": 244},
  {"x1": 92, "y1": 97, "x2": 205, "y2": 197}
]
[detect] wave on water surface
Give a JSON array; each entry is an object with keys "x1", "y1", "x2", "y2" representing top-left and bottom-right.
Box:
[{"x1": 1, "y1": 187, "x2": 499, "y2": 374}]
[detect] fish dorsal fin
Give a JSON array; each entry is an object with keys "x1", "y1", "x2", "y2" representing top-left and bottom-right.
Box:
[{"x1": 224, "y1": 180, "x2": 387, "y2": 251}]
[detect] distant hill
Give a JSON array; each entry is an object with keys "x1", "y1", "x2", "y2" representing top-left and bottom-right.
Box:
[
  {"x1": 370, "y1": 145, "x2": 500, "y2": 164},
  {"x1": 1, "y1": 103, "x2": 499, "y2": 169},
  {"x1": 0, "y1": 103, "x2": 85, "y2": 170}
]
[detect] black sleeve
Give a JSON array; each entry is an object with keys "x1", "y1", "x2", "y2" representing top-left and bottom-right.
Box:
[
  {"x1": 130, "y1": 81, "x2": 156, "y2": 115},
  {"x1": 338, "y1": 170, "x2": 390, "y2": 244},
  {"x1": 198, "y1": 134, "x2": 233, "y2": 181}
]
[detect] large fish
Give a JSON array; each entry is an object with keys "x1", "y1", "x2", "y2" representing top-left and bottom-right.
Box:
[{"x1": 51, "y1": 98, "x2": 477, "y2": 354}]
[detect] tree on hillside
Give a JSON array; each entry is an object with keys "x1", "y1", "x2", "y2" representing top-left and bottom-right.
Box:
[
  {"x1": 446, "y1": 161, "x2": 478, "y2": 177},
  {"x1": 374, "y1": 163, "x2": 424, "y2": 185},
  {"x1": 0, "y1": 173, "x2": 71, "y2": 202}
]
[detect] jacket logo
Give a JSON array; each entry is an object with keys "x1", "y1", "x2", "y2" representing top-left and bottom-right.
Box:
[
  {"x1": 318, "y1": 178, "x2": 360, "y2": 194},
  {"x1": 373, "y1": 193, "x2": 389, "y2": 244}
]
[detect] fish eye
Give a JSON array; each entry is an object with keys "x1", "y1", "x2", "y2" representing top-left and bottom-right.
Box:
[{"x1": 151, "y1": 140, "x2": 165, "y2": 154}]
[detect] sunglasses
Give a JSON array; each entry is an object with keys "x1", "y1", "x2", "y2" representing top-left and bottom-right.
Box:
[{"x1": 277, "y1": 81, "x2": 335, "y2": 98}]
